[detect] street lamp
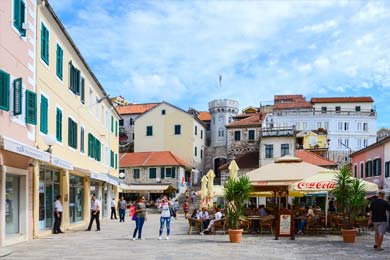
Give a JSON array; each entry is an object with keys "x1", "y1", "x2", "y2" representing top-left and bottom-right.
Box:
[{"x1": 43, "y1": 134, "x2": 57, "y2": 154}]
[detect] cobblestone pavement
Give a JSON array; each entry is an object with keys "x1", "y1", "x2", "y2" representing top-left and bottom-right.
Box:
[{"x1": 3, "y1": 213, "x2": 390, "y2": 260}]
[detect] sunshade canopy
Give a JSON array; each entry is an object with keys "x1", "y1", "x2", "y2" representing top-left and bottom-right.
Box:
[{"x1": 289, "y1": 172, "x2": 379, "y2": 192}]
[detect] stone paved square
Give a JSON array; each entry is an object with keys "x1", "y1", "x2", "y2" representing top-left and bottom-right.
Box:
[{"x1": 3, "y1": 213, "x2": 390, "y2": 260}]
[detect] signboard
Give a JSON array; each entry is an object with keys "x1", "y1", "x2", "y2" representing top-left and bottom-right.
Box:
[
  {"x1": 275, "y1": 208, "x2": 295, "y2": 240},
  {"x1": 3, "y1": 137, "x2": 50, "y2": 162},
  {"x1": 13, "y1": 78, "x2": 22, "y2": 115},
  {"x1": 90, "y1": 172, "x2": 109, "y2": 182},
  {"x1": 51, "y1": 155, "x2": 73, "y2": 170}
]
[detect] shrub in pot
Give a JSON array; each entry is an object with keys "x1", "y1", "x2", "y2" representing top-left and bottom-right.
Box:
[{"x1": 224, "y1": 176, "x2": 252, "y2": 243}]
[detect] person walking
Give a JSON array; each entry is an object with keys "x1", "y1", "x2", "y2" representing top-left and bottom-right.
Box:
[
  {"x1": 158, "y1": 197, "x2": 172, "y2": 240},
  {"x1": 86, "y1": 194, "x2": 100, "y2": 231},
  {"x1": 183, "y1": 200, "x2": 189, "y2": 219},
  {"x1": 111, "y1": 198, "x2": 117, "y2": 219},
  {"x1": 369, "y1": 191, "x2": 390, "y2": 251},
  {"x1": 132, "y1": 196, "x2": 147, "y2": 240},
  {"x1": 173, "y1": 199, "x2": 179, "y2": 217},
  {"x1": 118, "y1": 197, "x2": 127, "y2": 222},
  {"x1": 53, "y1": 195, "x2": 63, "y2": 234}
]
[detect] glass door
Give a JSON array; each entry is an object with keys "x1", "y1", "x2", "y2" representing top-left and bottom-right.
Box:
[
  {"x1": 5, "y1": 175, "x2": 20, "y2": 234},
  {"x1": 69, "y1": 175, "x2": 84, "y2": 223},
  {"x1": 39, "y1": 168, "x2": 60, "y2": 230}
]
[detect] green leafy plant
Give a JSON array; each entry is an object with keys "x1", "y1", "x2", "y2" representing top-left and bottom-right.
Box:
[
  {"x1": 332, "y1": 166, "x2": 367, "y2": 229},
  {"x1": 224, "y1": 176, "x2": 252, "y2": 229}
]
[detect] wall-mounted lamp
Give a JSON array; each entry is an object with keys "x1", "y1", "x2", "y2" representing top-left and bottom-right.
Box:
[{"x1": 43, "y1": 134, "x2": 57, "y2": 154}]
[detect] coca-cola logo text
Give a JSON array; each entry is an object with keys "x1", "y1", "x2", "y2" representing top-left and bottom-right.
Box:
[{"x1": 296, "y1": 181, "x2": 335, "y2": 190}]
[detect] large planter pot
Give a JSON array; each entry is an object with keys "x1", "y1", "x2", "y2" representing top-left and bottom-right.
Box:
[
  {"x1": 341, "y1": 228, "x2": 358, "y2": 243},
  {"x1": 228, "y1": 229, "x2": 243, "y2": 243}
]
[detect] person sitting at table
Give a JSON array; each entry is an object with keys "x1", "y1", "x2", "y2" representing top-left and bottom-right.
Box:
[
  {"x1": 190, "y1": 209, "x2": 199, "y2": 219},
  {"x1": 204, "y1": 208, "x2": 222, "y2": 232},
  {"x1": 296, "y1": 206, "x2": 310, "y2": 235},
  {"x1": 198, "y1": 207, "x2": 210, "y2": 235},
  {"x1": 258, "y1": 205, "x2": 267, "y2": 217}
]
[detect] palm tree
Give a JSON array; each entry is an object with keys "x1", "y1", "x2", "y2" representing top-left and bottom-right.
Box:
[{"x1": 224, "y1": 176, "x2": 252, "y2": 230}]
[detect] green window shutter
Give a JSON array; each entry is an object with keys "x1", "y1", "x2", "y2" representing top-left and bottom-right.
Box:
[
  {"x1": 172, "y1": 167, "x2": 176, "y2": 179},
  {"x1": 40, "y1": 95, "x2": 48, "y2": 134},
  {"x1": 149, "y1": 168, "x2": 156, "y2": 179},
  {"x1": 87, "y1": 133, "x2": 91, "y2": 157},
  {"x1": 25, "y1": 90, "x2": 36, "y2": 124},
  {"x1": 80, "y1": 127, "x2": 84, "y2": 153},
  {"x1": 115, "y1": 154, "x2": 118, "y2": 169},
  {"x1": 13, "y1": 78, "x2": 22, "y2": 115},
  {"x1": 56, "y1": 108, "x2": 62, "y2": 142},
  {"x1": 40, "y1": 23, "x2": 49, "y2": 64},
  {"x1": 75, "y1": 69, "x2": 80, "y2": 95},
  {"x1": 146, "y1": 126, "x2": 153, "y2": 136},
  {"x1": 111, "y1": 116, "x2": 114, "y2": 133},
  {"x1": 110, "y1": 150, "x2": 114, "y2": 168},
  {"x1": 74, "y1": 122, "x2": 78, "y2": 149},
  {"x1": 0, "y1": 70, "x2": 10, "y2": 111},
  {"x1": 115, "y1": 121, "x2": 118, "y2": 136},
  {"x1": 160, "y1": 168, "x2": 165, "y2": 179},
  {"x1": 56, "y1": 44, "x2": 63, "y2": 79},
  {"x1": 68, "y1": 118, "x2": 72, "y2": 147},
  {"x1": 80, "y1": 77, "x2": 85, "y2": 104},
  {"x1": 13, "y1": 0, "x2": 21, "y2": 31},
  {"x1": 20, "y1": 1, "x2": 26, "y2": 36},
  {"x1": 69, "y1": 61, "x2": 74, "y2": 91}
]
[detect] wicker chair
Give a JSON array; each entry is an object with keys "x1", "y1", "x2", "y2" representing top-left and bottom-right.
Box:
[{"x1": 187, "y1": 218, "x2": 202, "y2": 234}]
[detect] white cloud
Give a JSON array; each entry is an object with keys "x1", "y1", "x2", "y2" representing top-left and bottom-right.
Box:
[
  {"x1": 352, "y1": 2, "x2": 390, "y2": 22},
  {"x1": 314, "y1": 58, "x2": 330, "y2": 70},
  {"x1": 300, "y1": 19, "x2": 338, "y2": 33}
]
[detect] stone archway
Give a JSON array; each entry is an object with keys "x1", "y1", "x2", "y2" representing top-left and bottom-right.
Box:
[{"x1": 213, "y1": 157, "x2": 227, "y2": 185}]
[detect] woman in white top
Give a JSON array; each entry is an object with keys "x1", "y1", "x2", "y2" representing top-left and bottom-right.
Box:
[
  {"x1": 158, "y1": 197, "x2": 172, "y2": 240},
  {"x1": 205, "y1": 208, "x2": 222, "y2": 232}
]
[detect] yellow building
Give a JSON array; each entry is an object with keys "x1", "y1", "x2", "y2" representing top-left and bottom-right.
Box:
[
  {"x1": 296, "y1": 130, "x2": 328, "y2": 156},
  {"x1": 34, "y1": 0, "x2": 120, "y2": 236},
  {"x1": 134, "y1": 102, "x2": 206, "y2": 185}
]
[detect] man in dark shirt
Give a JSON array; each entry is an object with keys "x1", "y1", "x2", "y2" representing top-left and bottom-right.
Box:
[{"x1": 369, "y1": 191, "x2": 390, "y2": 251}]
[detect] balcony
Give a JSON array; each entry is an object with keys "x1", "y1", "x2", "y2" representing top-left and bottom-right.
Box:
[
  {"x1": 273, "y1": 108, "x2": 376, "y2": 117},
  {"x1": 260, "y1": 127, "x2": 295, "y2": 137}
]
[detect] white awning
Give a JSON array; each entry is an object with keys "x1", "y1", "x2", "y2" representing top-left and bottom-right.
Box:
[
  {"x1": 2, "y1": 136, "x2": 50, "y2": 162},
  {"x1": 119, "y1": 184, "x2": 169, "y2": 192}
]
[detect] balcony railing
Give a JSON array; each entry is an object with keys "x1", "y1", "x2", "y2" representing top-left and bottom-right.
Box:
[
  {"x1": 273, "y1": 108, "x2": 376, "y2": 117},
  {"x1": 260, "y1": 127, "x2": 295, "y2": 137}
]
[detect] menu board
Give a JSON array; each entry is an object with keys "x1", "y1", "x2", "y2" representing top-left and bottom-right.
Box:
[{"x1": 279, "y1": 214, "x2": 291, "y2": 235}]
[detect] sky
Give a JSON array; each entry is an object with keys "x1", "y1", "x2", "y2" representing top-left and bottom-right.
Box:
[{"x1": 50, "y1": 0, "x2": 390, "y2": 128}]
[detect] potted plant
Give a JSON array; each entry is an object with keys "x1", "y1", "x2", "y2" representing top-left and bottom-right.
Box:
[
  {"x1": 332, "y1": 166, "x2": 366, "y2": 243},
  {"x1": 224, "y1": 176, "x2": 252, "y2": 243}
]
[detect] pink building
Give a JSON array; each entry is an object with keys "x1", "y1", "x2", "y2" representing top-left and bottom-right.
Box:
[
  {"x1": 0, "y1": 0, "x2": 44, "y2": 247},
  {"x1": 351, "y1": 136, "x2": 390, "y2": 190}
]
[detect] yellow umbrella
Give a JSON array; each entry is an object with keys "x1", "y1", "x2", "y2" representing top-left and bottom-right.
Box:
[
  {"x1": 228, "y1": 160, "x2": 239, "y2": 180},
  {"x1": 200, "y1": 175, "x2": 208, "y2": 209},
  {"x1": 207, "y1": 170, "x2": 216, "y2": 208}
]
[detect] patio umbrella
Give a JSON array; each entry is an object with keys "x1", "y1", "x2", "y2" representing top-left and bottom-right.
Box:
[
  {"x1": 200, "y1": 175, "x2": 208, "y2": 208},
  {"x1": 207, "y1": 170, "x2": 216, "y2": 208},
  {"x1": 228, "y1": 160, "x2": 239, "y2": 180}
]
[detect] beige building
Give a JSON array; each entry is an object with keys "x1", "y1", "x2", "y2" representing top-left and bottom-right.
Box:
[
  {"x1": 134, "y1": 102, "x2": 206, "y2": 185},
  {"x1": 34, "y1": 0, "x2": 120, "y2": 237}
]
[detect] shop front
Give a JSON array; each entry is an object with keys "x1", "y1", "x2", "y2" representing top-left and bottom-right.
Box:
[
  {"x1": 69, "y1": 174, "x2": 84, "y2": 223},
  {"x1": 89, "y1": 173, "x2": 119, "y2": 219},
  {"x1": 1, "y1": 136, "x2": 50, "y2": 247}
]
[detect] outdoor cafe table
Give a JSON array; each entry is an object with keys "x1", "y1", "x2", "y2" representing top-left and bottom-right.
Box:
[{"x1": 246, "y1": 215, "x2": 262, "y2": 233}]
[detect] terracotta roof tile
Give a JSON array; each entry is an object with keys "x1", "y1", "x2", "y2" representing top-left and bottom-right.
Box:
[
  {"x1": 219, "y1": 152, "x2": 259, "y2": 170},
  {"x1": 310, "y1": 97, "x2": 374, "y2": 103},
  {"x1": 274, "y1": 102, "x2": 313, "y2": 109},
  {"x1": 198, "y1": 111, "x2": 211, "y2": 121},
  {"x1": 227, "y1": 113, "x2": 265, "y2": 127},
  {"x1": 295, "y1": 150, "x2": 337, "y2": 167},
  {"x1": 120, "y1": 151, "x2": 191, "y2": 168},
  {"x1": 116, "y1": 103, "x2": 160, "y2": 115}
]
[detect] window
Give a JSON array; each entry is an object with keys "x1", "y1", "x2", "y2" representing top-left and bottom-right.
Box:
[
  {"x1": 344, "y1": 122, "x2": 349, "y2": 131},
  {"x1": 316, "y1": 122, "x2": 322, "y2": 129},
  {"x1": 360, "y1": 163, "x2": 364, "y2": 178},
  {"x1": 337, "y1": 138, "x2": 343, "y2": 149},
  {"x1": 56, "y1": 108, "x2": 62, "y2": 142},
  {"x1": 323, "y1": 121, "x2": 329, "y2": 129},
  {"x1": 343, "y1": 138, "x2": 349, "y2": 148},
  {"x1": 56, "y1": 44, "x2": 63, "y2": 79},
  {"x1": 40, "y1": 95, "x2": 48, "y2": 134},
  {"x1": 160, "y1": 168, "x2": 165, "y2": 179},
  {"x1": 302, "y1": 122, "x2": 307, "y2": 130},
  {"x1": 365, "y1": 161, "x2": 372, "y2": 177},
  {"x1": 80, "y1": 127, "x2": 84, "y2": 153},
  {"x1": 201, "y1": 130, "x2": 203, "y2": 139},
  {"x1": 172, "y1": 167, "x2": 176, "y2": 178},
  {"x1": 385, "y1": 161, "x2": 390, "y2": 178},
  {"x1": 281, "y1": 144, "x2": 289, "y2": 156},
  {"x1": 146, "y1": 126, "x2": 153, "y2": 136},
  {"x1": 133, "y1": 169, "x2": 140, "y2": 179},
  {"x1": 89, "y1": 88, "x2": 93, "y2": 112},
  {"x1": 356, "y1": 139, "x2": 362, "y2": 149},
  {"x1": 321, "y1": 106, "x2": 327, "y2": 113},
  {"x1": 161, "y1": 109, "x2": 166, "y2": 115},
  {"x1": 25, "y1": 90, "x2": 37, "y2": 124},
  {"x1": 265, "y1": 144, "x2": 273, "y2": 159},
  {"x1": 88, "y1": 134, "x2": 101, "y2": 161},
  {"x1": 373, "y1": 158, "x2": 381, "y2": 176},
  {"x1": 165, "y1": 168, "x2": 172, "y2": 178},
  {"x1": 80, "y1": 78, "x2": 85, "y2": 104},
  {"x1": 234, "y1": 131, "x2": 241, "y2": 141},
  {"x1": 363, "y1": 123, "x2": 368, "y2": 131},
  {"x1": 195, "y1": 126, "x2": 198, "y2": 135},
  {"x1": 0, "y1": 70, "x2": 10, "y2": 111},
  {"x1": 119, "y1": 119, "x2": 124, "y2": 126},
  {"x1": 13, "y1": 78, "x2": 22, "y2": 115},
  {"x1": 355, "y1": 106, "x2": 361, "y2": 112},
  {"x1": 13, "y1": 0, "x2": 26, "y2": 36},
  {"x1": 69, "y1": 61, "x2": 80, "y2": 95},
  {"x1": 149, "y1": 168, "x2": 156, "y2": 179},
  {"x1": 115, "y1": 121, "x2": 118, "y2": 137},
  {"x1": 68, "y1": 118, "x2": 78, "y2": 149},
  {"x1": 218, "y1": 128, "x2": 224, "y2": 137},
  {"x1": 40, "y1": 23, "x2": 49, "y2": 64},
  {"x1": 194, "y1": 146, "x2": 197, "y2": 156},
  {"x1": 111, "y1": 116, "x2": 114, "y2": 133},
  {"x1": 110, "y1": 150, "x2": 114, "y2": 168},
  {"x1": 335, "y1": 106, "x2": 340, "y2": 113},
  {"x1": 357, "y1": 122, "x2": 362, "y2": 131},
  {"x1": 95, "y1": 97, "x2": 99, "y2": 118},
  {"x1": 130, "y1": 118, "x2": 134, "y2": 126},
  {"x1": 201, "y1": 149, "x2": 203, "y2": 159},
  {"x1": 248, "y1": 130, "x2": 255, "y2": 141},
  {"x1": 115, "y1": 153, "x2": 118, "y2": 169},
  {"x1": 363, "y1": 139, "x2": 368, "y2": 148},
  {"x1": 354, "y1": 165, "x2": 357, "y2": 178},
  {"x1": 338, "y1": 122, "x2": 343, "y2": 131},
  {"x1": 174, "y1": 125, "x2": 181, "y2": 135}
]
